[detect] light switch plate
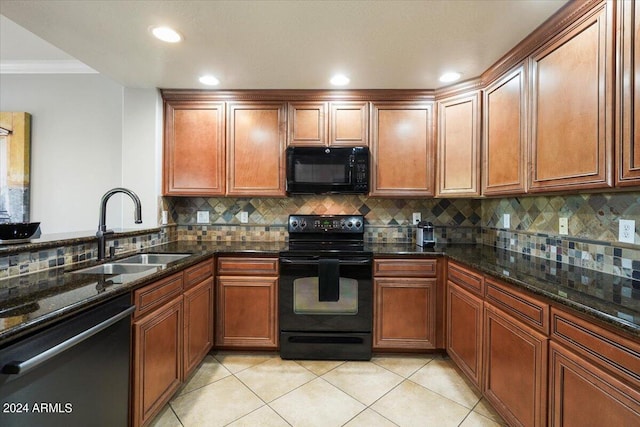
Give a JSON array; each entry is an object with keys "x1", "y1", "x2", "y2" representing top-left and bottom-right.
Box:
[
  {"x1": 412, "y1": 212, "x2": 421, "y2": 224},
  {"x1": 161, "y1": 211, "x2": 168, "y2": 225},
  {"x1": 240, "y1": 211, "x2": 249, "y2": 223},
  {"x1": 559, "y1": 217, "x2": 569, "y2": 235},
  {"x1": 619, "y1": 219, "x2": 635, "y2": 244},
  {"x1": 503, "y1": 214, "x2": 510, "y2": 229},
  {"x1": 196, "y1": 211, "x2": 210, "y2": 224}
]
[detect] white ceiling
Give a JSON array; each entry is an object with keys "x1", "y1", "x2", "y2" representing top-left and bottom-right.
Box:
[{"x1": 0, "y1": 0, "x2": 568, "y2": 90}]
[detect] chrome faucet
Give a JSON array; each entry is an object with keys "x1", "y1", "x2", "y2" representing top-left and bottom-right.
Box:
[{"x1": 96, "y1": 187, "x2": 142, "y2": 260}]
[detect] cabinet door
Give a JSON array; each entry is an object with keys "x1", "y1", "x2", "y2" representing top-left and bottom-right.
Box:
[
  {"x1": 370, "y1": 102, "x2": 435, "y2": 197},
  {"x1": 530, "y1": 2, "x2": 614, "y2": 192},
  {"x1": 330, "y1": 101, "x2": 369, "y2": 146},
  {"x1": 183, "y1": 277, "x2": 214, "y2": 377},
  {"x1": 484, "y1": 304, "x2": 548, "y2": 427},
  {"x1": 163, "y1": 101, "x2": 225, "y2": 195},
  {"x1": 132, "y1": 297, "x2": 183, "y2": 427},
  {"x1": 549, "y1": 341, "x2": 640, "y2": 427},
  {"x1": 373, "y1": 277, "x2": 436, "y2": 350},
  {"x1": 447, "y1": 281, "x2": 483, "y2": 390},
  {"x1": 617, "y1": 0, "x2": 640, "y2": 186},
  {"x1": 288, "y1": 102, "x2": 328, "y2": 146},
  {"x1": 216, "y1": 276, "x2": 278, "y2": 348},
  {"x1": 227, "y1": 102, "x2": 286, "y2": 196},
  {"x1": 436, "y1": 92, "x2": 481, "y2": 197},
  {"x1": 483, "y1": 65, "x2": 527, "y2": 195}
]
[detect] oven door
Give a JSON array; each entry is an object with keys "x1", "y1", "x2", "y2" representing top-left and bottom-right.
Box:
[{"x1": 279, "y1": 255, "x2": 372, "y2": 333}]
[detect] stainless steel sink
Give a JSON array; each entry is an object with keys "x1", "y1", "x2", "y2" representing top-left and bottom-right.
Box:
[
  {"x1": 115, "y1": 253, "x2": 190, "y2": 265},
  {"x1": 72, "y1": 263, "x2": 162, "y2": 275}
]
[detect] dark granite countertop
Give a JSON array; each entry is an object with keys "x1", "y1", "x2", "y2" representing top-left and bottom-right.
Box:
[{"x1": 1, "y1": 241, "x2": 638, "y2": 347}]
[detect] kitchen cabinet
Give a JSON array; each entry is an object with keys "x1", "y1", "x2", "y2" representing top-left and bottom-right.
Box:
[
  {"x1": 446, "y1": 262, "x2": 484, "y2": 390},
  {"x1": 548, "y1": 307, "x2": 640, "y2": 427},
  {"x1": 436, "y1": 92, "x2": 481, "y2": 197},
  {"x1": 617, "y1": 0, "x2": 640, "y2": 186},
  {"x1": 183, "y1": 260, "x2": 214, "y2": 377},
  {"x1": 132, "y1": 273, "x2": 184, "y2": 427},
  {"x1": 163, "y1": 100, "x2": 226, "y2": 196},
  {"x1": 370, "y1": 102, "x2": 435, "y2": 197},
  {"x1": 482, "y1": 65, "x2": 527, "y2": 195},
  {"x1": 483, "y1": 278, "x2": 549, "y2": 427},
  {"x1": 215, "y1": 257, "x2": 279, "y2": 348},
  {"x1": 287, "y1": 101, "x2": 368, "y2": 147},
  {"x1": 227, "y1": 102, "x2": 286, "y2": 196},
  {"x1": 529, "y1": 1, "x2": 614, "y2": 192},
  {"x1": 373, "y1": 258, "x2": 439, "y2": 350}
]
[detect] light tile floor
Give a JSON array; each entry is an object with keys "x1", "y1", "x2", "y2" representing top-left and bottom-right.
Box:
[{"x1": 151, "y1": 352, "x2": 507, "y2": 427}]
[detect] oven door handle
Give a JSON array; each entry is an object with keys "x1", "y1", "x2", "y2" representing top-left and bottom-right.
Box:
[{"x1": 280, "y1": 257, "x2": 371, "y2": 265}]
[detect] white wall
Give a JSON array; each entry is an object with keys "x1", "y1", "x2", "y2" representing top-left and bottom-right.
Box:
[{"x1": 0, "y1": 74, "x2": 160, "y2": 234}]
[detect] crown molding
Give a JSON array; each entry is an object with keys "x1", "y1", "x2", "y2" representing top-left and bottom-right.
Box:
[{"x1": 0, "y1": 60, "x2": 97, "y2": 74}]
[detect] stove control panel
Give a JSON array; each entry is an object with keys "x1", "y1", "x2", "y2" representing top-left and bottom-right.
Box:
[{"x1": 288, "y1": 214, "x2": 364, "y2": 233}]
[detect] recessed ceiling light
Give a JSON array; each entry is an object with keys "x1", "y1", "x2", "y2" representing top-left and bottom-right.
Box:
[
  {"x1": 199, "y1": 75, "x2": 220, "y2": 86},
  {"x1": 439, "y1": 72, "x2": 462, "y2": 83},
  {"x1": 330, "y1": 74, "x2": 350, "y2": 86},
  {"x1": 150, "y1": 26, "x2": 182, "y2": 43}
]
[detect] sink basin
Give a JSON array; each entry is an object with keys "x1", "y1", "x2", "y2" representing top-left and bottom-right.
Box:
[
  {"x1": 115, "y1": 253, "x2": 190, "y2": 265},
  {"x1": 72, "y1": 263, "x2": 161, "y2": 275}
]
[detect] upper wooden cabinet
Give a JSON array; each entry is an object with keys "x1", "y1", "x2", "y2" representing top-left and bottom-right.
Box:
[
  {"x1": 370, "y1": 102, "x2": 435, "y2": 197},
  {"x1": 288, "y1": 101, "x2": 368, "y2": 147},
  {"x1": 617, "y1": 0, "x2": 640, "y2": 186},
  {"x1": 482, "y1": 65, "x2": 528, "y2": 195},
  {"x1": 163, "y1": 101, "x2": 226, "y2": 196},
  {"x1": 436, "y1": 92, "x2": 481, "y2": 197},
  {"x1": 227, "y1": 102, "x2": 286, "y2": 196},
  {"x1": 529, "y1": 1, "x2": 614, "y2": 192}
]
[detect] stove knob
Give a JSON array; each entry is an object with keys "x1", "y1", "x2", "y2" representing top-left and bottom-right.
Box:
[
  {"x1": 347, "y1": 221, "x2": 353, "y2": 228},
  {"x1": 300, "y1": 220, "x2": 307, "y2": 229},
  {"x1": 355, "y1": 221, "x2": 362, "y2": 228},
  {"x1": 291, "y1": 220, "x2": 298, "y2": 228}
]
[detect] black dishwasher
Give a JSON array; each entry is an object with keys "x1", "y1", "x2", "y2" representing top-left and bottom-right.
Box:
[{"x1": 0, "y1": 294, "x2": 135, "y2": 427}]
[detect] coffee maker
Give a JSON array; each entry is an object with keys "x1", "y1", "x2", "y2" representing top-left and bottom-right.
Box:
[{"x1": 416, "y1": 221, "x2": 435, "y2": 247}]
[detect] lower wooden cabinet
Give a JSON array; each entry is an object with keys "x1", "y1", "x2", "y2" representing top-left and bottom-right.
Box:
[
  {"x1": 483, "y1": 303, "x2": 548, "y2": 427},
  {"x1": 183, "y1": 277, "x2": 214, "y2": 377},
  {"x1": 132, "y1": 296, "x2": 183, "y2": 427},
  {"x1": 373, "y1": 258, "x2": 440, "y2": 350},
  {"x1": 215, "y1": 257, "x2": 279, "y2": 349},
  {"x1": 446, "y1": 281, "x2": 483, "y2": 389},
  {"x1": 548, "y1": 341, "x2": 640, "y2": 427}
]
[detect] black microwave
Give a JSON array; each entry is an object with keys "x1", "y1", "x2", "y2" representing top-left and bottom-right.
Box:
[{"x1": 285, "y1": 146, "x2": 369, "y2": 194}]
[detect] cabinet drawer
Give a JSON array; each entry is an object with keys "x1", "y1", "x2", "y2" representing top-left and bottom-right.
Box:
[
  {"x1": 551, "y1": 307, "x2": 640, "y2": 388},
  {"x1": 447, "y1": 261, "x2": 484, "y2": 296},
  {"x1": 133, "y1": 273, "x2": 184, "y2": 319},
  {"x1": 184, "y1": 258, "x2": 214, "y2": 289},
  {"x1": 217, "y1": 257, "x2": 279, "y2": 276},
  {"x1": 485, "y1": 277, "x2": 549, "y2": 334},
  {"x1": 374, "y1": 258, "x2": 437, "y2": 277}
]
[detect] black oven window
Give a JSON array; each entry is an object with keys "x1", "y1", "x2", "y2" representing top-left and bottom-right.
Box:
[{"x1": 294, "y1": 162, "x2": 348, "y2": 183}]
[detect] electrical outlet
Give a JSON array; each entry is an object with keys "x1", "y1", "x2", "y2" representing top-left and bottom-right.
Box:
[
  {"x1": 161, "y1": 211, "x2": 168, "y2": 225},
  {"x1": 240, "y1": 211, "x2": 249, "y2": 223},
  {"x1": 503, "y1": 214, "x2": 510, "y2": 229},
  {"x1": 412, "y1": 212, "x2": 421, "y2": 224},
  {"x1": 196, "y1": 211, "x2": 210, "y2": 224},
  {"x1": 559, "y1": 217, "x2": 569, "y2": 235},
  {"x1": 619, "y1": 219, "x2": 635, "y2": 244}
]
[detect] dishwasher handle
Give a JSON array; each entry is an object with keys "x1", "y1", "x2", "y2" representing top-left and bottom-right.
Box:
[{"x1": 2, "y1": 305, "x2": 135, "y2": 375}]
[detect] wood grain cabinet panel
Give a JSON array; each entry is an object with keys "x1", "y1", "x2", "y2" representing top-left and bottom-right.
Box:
[
  {"x1": 483, "y1": 303, "x2": 548, "y2": 427},
  {"x1": 617, "y1": 0, "x2": 640, "y2": 186},
  {"x1": 370, "y1": 102, "x2": 435, "y2": 197},
  {"x1": 330, "y1": 101, "x2": 368, "y2": 146},
  {"x1": 132, "y1": 297, "x2": 183, "y2": 427},
  {"x1": 163, "y1": 101, "x2": 225, "y2": 196},
  {"x1": 183, "y1": 277, "x2": 214, "y2": 378},
  {"x1": 373, "y1": 258, "x2": 437, "y2": 277},
  {"x1": 436, "y1": 92, "x2": 481, "y2": 197},
  {"x1": 227, "y1": 102, "x2": 286, "y2": 196},
  {"x1": 483, "y1": 65, "x2": 527, "y2": 195},
  {"x1": 216, "y1": 276, "x2": 278, "y2": 348},
  {"x1": 374, "y1": 277, "x2": 437, "y2": 350},
  {"x1": 288, "y1": 102, "x2": 328, "y2": 146},
  {"x1": 447, "y1": 261, "x2": 484, "y2": 296},
  {"x1": 447, "y1": 280, "x2": 484, "y2": 390},
  {"x1": 530, "y1": 2, "x2": 614, "y2": 192},
  {"x1": 549, "y1": 341, "x2": 640, "y2": 427}
]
